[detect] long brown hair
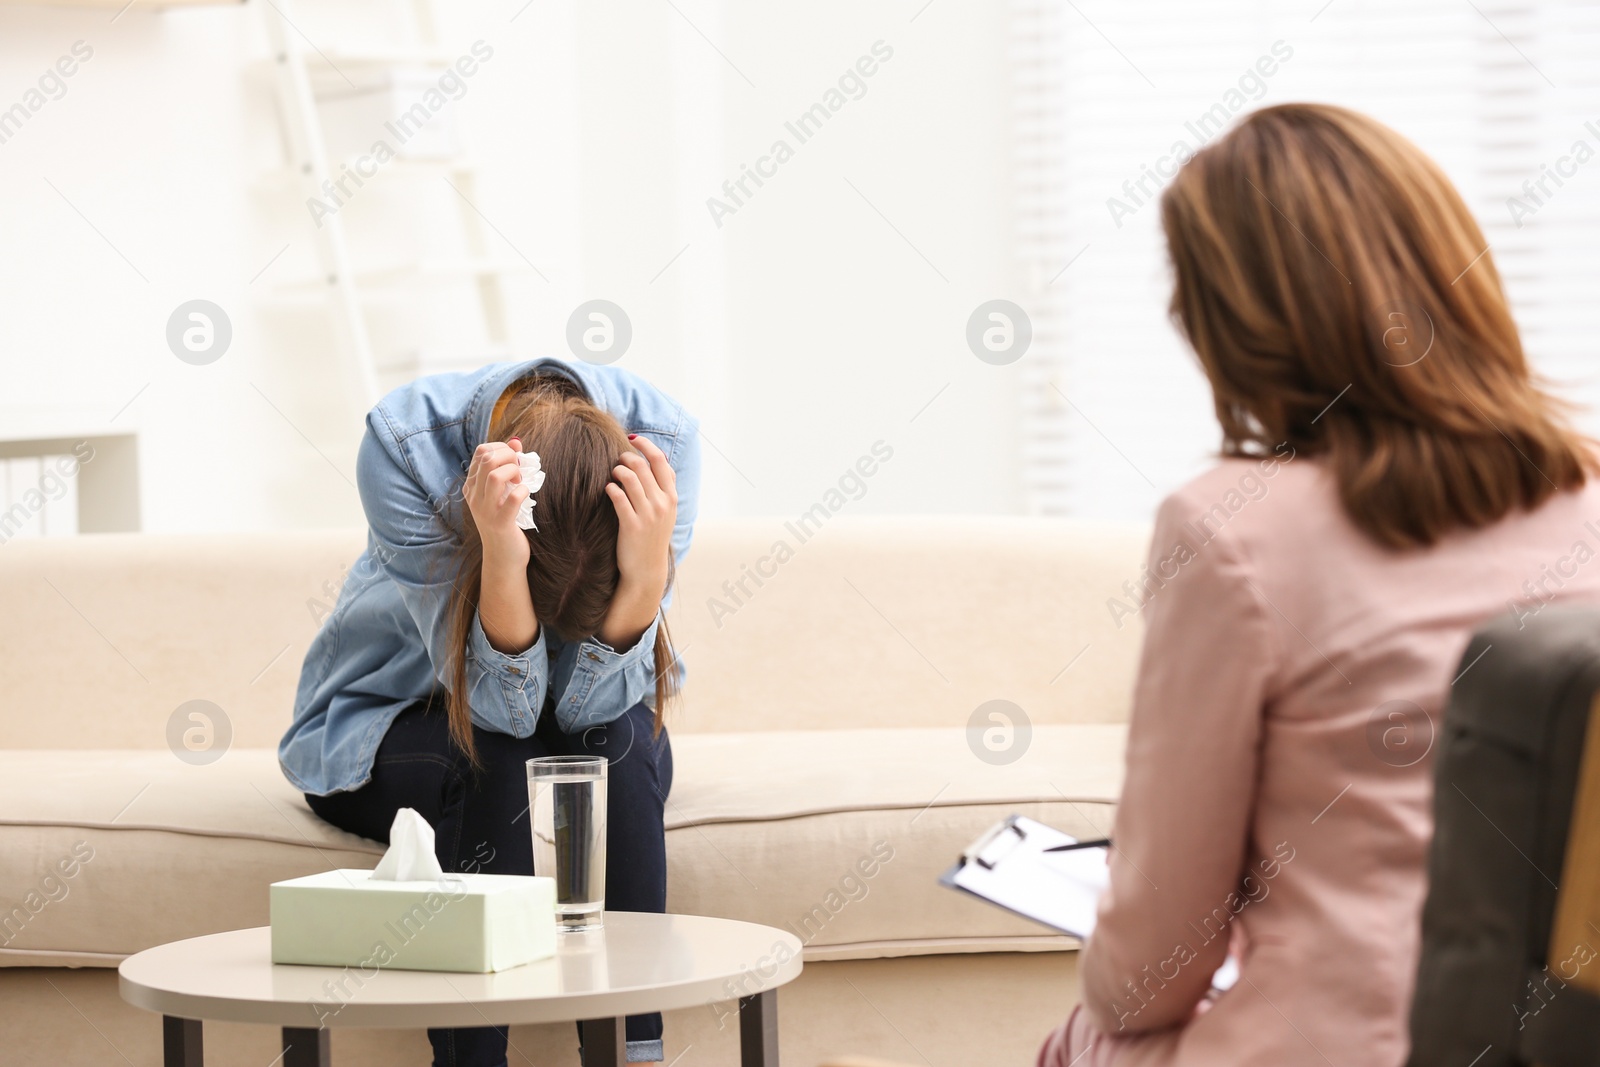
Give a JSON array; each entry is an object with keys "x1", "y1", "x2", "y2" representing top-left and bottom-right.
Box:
[
  {"x1": 1160, "y1": 102, "x2": 1591, "y2": 547},
  {"x1": 443, "y1": 374, "x2": 678, "y2": 763}
]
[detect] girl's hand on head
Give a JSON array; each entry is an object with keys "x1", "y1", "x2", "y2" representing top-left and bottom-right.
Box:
[
  {"x1": 607, "y1": 434, "x2": 676, "y2": 599},
  {"x1": 465, "y1": 437, "x2": 531, "y2": 567}
]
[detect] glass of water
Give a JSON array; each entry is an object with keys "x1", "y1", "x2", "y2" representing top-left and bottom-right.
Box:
[{"x1": 526, "y1": 755, "x2": 608, "y2": 931}]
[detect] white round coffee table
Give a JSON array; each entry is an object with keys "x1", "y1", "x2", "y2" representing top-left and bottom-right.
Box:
[{"x1": 119, "y1": 911, "x2": 802, "y2": 1066}]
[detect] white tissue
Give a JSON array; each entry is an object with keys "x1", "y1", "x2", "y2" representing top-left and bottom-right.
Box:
[
  {"x1": 369, "y1": 808, "x2": 446, "y2": 882},
  {"x1": 514, "y1": 450, "x2": 546, "y2": 532}
]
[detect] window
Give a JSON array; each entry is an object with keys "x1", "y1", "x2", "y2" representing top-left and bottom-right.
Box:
[{"x1": 1016, "y1": 0, "x2": 1600, "y2": 519}]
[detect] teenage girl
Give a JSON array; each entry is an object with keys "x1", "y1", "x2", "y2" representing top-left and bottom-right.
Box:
[{"x1": 281, "y1": 358, "x2": 700, "y2": 1066}]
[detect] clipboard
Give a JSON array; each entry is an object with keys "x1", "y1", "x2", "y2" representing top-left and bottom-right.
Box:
[
  {"x1": 938, "y1": 814, "x2": 1110, "y2": 939},
  {"x1": 940, "y1": 815, "x2": 1244, "y2": 993}
]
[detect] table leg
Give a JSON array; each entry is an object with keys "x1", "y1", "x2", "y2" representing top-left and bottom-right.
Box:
[
  {"x1": 282, "y1": 1026, "x2": 331, "y2": 1067},
  {"x1": 578, "y1": 1016, "x2": 626, "y2": 1067},
  {"x1": 739, "y1": 989, "x2": 779, "y2": 1067},
  {"x1": 163, "y1": 1016, "x2": 202, "y2": 1067}
]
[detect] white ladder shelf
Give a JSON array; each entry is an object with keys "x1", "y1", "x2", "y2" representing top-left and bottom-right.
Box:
[{"x1": 257, "y1": 0, "x2": 518, "y2": 408}]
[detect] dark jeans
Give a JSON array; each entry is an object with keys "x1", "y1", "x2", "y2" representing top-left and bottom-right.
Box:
[{"x1": 306, "y1": 697, "x2": 673, "y2": 1067}]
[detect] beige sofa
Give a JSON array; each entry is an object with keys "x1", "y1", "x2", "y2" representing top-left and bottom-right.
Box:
[{"x1": 0, "y1": 516, "x2": 1146, "y2": 1066}]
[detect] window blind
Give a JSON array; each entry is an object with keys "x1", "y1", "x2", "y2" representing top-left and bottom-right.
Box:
[{"x1": 1015, "y1": 0, "x2": 1600, "y2": 519}]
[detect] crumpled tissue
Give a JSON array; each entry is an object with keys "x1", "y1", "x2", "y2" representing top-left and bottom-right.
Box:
[{"x1": 515, "y1": 450, "x2": 546, "y2": 531}]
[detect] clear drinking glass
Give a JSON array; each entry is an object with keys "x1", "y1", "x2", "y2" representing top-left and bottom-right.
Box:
[{"x1": 527, "y1": 755, "x2": 608, "y2": 931}]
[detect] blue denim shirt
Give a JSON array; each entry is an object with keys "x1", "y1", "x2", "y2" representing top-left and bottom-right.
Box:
[{"x1": 279, "y1": 358, "x2": 701, "y2": 796}]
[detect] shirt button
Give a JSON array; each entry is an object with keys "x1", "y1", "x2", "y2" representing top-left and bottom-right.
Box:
[
  {"x1": 586, "y1": 652, "x2": 601, "y2": 661},
  {"x1": 508, "y1": 666, "x2": 522, "y2": 675}
]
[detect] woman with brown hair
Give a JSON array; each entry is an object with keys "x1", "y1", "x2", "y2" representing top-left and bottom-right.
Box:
[
  {"x1": 1039, "y1": 104, "x2": 1600, "y2": 1065},
  {"x1": 280, "y1": 360, "x2": 699, "y2": 1066}
]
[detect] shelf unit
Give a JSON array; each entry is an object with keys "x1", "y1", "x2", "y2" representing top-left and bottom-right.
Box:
[
  {"x1": 258, "y1": 0, "x2": 519, "y2": 407},
  {"x1": 0, "y1": 432, "x2": 140, "y2": 538}
]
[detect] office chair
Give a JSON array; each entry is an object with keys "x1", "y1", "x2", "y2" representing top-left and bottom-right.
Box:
[{"x1": 1410, "y1": 606, "x2": 1600, "y2": 1066}]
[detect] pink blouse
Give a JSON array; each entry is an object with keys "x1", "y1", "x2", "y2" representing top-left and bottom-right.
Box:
[{"x1": 1068, "y1": 454, "x2": 1600, "y2": 1067}]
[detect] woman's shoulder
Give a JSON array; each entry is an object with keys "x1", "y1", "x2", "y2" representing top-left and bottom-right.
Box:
[
  {"x1": 572, "y1": 361, "x2": 698, "y2": 437},
  {"x1": 1157, "y1": 448, "x2": 1329, "y2": 538},
  {"x1": 370, "y1": 363, "x2": 520, "y2": 439}
]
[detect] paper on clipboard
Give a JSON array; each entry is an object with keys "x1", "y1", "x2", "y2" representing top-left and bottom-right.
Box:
[
  {"x1": 940, "y1": 815, "x2": 1110, "y2": 939},
  {"x1": 940, "y1": 816, "x2": 1243, "y2": 995}
]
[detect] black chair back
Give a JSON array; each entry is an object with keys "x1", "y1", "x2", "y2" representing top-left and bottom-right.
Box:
[{"x1": 1409, "y1": 607, "x2": 1600, "y2": 1066}]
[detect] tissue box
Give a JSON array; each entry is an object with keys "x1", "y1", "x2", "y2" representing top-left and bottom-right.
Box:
[{"x1": 270, "y1": 870, "x2": 556, "y2": 973}]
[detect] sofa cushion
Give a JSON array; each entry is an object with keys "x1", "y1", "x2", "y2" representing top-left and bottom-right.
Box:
[{"x1": 0, "y1": 724, "x2": 1123, "y2": 966}]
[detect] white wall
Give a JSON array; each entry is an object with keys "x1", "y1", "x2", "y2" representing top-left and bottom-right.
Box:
[{"x1": 0, "y1": 0, "x2": 1027, "y2": 533}]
